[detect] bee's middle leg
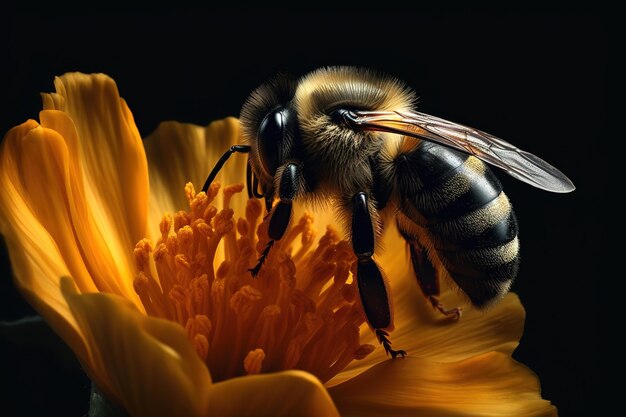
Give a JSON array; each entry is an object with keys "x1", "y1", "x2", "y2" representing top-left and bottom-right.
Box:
[{"x1": 351, "y1": 192, "x2": 406, "y2": 358}]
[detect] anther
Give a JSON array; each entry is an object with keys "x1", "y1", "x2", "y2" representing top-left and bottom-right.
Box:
[
  {"x1": 223, "y1": 184, "x2": 245, "y2": 209},
  {"x1": 190, "y1": 194, "x2": 209, "y2": 220},
  {"x1": 168, "y1": 285, "x2": 187, "y2": 304},
  {"x1": 190, "y1": 275, "x2": 209, "y2": 305},
  {"x1": 245, "y1": 198, "x2": 263, "y2": 226},
  {"x1": 213, "y1": 209, "x2": 234, "y2": 236},
  {"x1": 133, "y1": 239, "x2": 152, "y2": 272},
  {"x1": 165, "y1": 235, "x2": 177, "y2": 258},
  {"x1": 174, "y1": 254, "x2": 191, "y2": 271},
  {"x1": 204, "y1": 182, "x2": 221, "y2": 205},
  {"x1": 176, "y1": 225, "x2": 194, "y2": 254},
  {"x1": 195, "y1": 221, "x2": 213, "y2": 238},
  {"x1": 185, "y1": 182, "x2": 196, "y2": 204},
  {"x1": 133, "y1": 272, "x2": 150, "y2": 296},
  {"x1": 174, "y1": 211, "x2": 190, "y2": 232},
  {"x1": 203, "y1": 205, "x2": 218, "y2": 223},
  {"x1": 236, "y1": 218, "x2": 248, "y2": 237},
  {"x1": 230, "y1": 285, "x2": 262, "y2": 316},
  {"x1": 244, "y1": 349, "x2": 265, "y2": 375},
  {"x1": 159, "y1": 214, "x2": 172, "y2": 241},
  {"x1": 194, "y1": 315, "x2": 212, "y2": 338},
  {"x1": 193, "y1": 334, "x2": 209, "y2": 361}
]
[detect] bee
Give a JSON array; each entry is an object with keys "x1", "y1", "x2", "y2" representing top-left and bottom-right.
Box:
[{"x1": 202, "y1": 66, "x2": 575, "y2": 357}]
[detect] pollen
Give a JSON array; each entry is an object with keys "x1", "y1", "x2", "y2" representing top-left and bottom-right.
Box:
[{"x1": 133, "y1": 182, "x2": 373, "y2": 382}]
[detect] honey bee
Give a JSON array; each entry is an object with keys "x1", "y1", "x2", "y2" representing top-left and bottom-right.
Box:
[{"x1": 202, "y1": 66, "x2": 575, "y2": 357}]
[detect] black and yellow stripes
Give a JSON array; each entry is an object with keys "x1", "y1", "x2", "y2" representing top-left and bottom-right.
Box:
[
  {"x1": 395, "y1": 141, "x2": 520, "y2": 307},
  {"x1": 428, "y1": 194, "x2": 518, "y2": 251}
]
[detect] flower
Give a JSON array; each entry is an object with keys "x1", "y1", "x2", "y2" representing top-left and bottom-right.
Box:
[{"x1": 0, "y1": 73, "x2": 557, "y2": 416}]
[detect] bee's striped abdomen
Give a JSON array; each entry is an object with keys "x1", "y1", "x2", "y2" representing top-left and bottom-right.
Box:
[{"x1": 396, "y1": 141, "x2": 520, "y2": 307}]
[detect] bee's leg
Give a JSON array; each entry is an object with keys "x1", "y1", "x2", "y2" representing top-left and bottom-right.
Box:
[
  {"x1": 202, "y1": 145, "x2": 252, "y2": 193},
  {"x1": 402, "y1": 232, "x2": 462, "y2": 320},
  {"x1": 249, "y1": 162, "x2": 303, "y2": 276},
  {"x1": 352, "y1": 192, "x2": 406, "y2": 358},
  {"x1": 246, "y1": 162, "x2": 265, "y2": 200}
]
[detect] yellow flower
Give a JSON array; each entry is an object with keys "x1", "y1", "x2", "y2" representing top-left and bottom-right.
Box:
[{"x1": 0, "y1": 72, "x2": 557, "y2": 417}]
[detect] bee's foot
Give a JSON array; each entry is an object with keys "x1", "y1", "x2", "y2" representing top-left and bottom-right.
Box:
[
  {"x1": 248, "y1": 240, "x2": 274, "y2": 278},
  {"x1": 375, "y1": 329, "x2": 407, "y2": 359},
  {"x1": 429, "y1": 296, "x2": 462, "y2": 320},
  {"x1": 388, "y1": 348, "x2": 407, "y2": 358},
  {"x1": 248, "y1": 263, "x2": 262, "y2": 277}
]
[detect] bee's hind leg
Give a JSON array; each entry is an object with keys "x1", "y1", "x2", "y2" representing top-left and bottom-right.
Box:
[
  {"x1": 401, "y1": 228, "x2": 462, "y2": 320},
  {"x1": 351, "y1": 192, "x2": 406, "y2": 358}
]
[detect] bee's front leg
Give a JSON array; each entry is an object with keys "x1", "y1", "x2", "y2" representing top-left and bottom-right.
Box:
[
  {"x1": 351, "y1": 192, "x2": 406, "y2": 358},
  {"x1": 249, "y1": 162, "x2": 304, "y2": 276}
]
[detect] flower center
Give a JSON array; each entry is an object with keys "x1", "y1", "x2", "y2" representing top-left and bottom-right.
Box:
[{"x1": 133, "y1": 182, "x2": 373, "y2": 382}]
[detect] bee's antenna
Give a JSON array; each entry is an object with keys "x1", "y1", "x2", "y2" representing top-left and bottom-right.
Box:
[{"x1": 202, "y1": 145, "x2": 251, "y2": 193}]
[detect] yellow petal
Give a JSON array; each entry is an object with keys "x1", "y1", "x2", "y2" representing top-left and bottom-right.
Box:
[
  {"x1": 206, "y1": 370, "x2": 340, "y2": 417},
  {"x1": 61, "y1": 278, "x2": 211, "y2": 417},
  {"x1": 329, "y1": 352, "x2": 556, "y2": 417},
  {"x1": 38, "y1": 109, "x2": 140, "y2": 303},
  {"x1": 0, "y1": 121, "x2": 94, "y2": 379},
  {"x1": 330, "y1": 222, "x2": 526, "y2": 385},
  {"x1": 42, "y1": 73, "x2": 149, "y2": 294},
  {"x1": 143, "y1": 118, "x2": 247, "y2": 239},
  {"x1": 13, "y1": 125, "x2": 100, "y2": 292}
]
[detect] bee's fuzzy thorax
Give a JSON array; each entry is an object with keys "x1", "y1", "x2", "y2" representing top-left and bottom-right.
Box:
[
  {"x1": 291, "y1": 67, "x2": 416, "y2": 201},
  {"x1": 293, "y1": 66, "x2": 416, "y2": 118}
]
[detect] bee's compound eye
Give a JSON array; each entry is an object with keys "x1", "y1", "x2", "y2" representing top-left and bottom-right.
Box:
[
  {"x1": 258, "y1": 106, "x2": 289, "y2": 176},
  {"x1": 329, "y1": 108, "x2": 358, "y2": 127},
  {"x1": 257, "y1": 106, "x2": 298, "y2": 177}
]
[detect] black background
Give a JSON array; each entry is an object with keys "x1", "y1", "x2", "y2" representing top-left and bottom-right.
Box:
[{"x1": 1, "y1": 9, "x2": 608, "y2": 417}]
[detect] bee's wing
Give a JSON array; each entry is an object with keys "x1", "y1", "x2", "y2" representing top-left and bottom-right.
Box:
[{"x1": 349, "y1": 110, "x2": 575, "y2": 193}]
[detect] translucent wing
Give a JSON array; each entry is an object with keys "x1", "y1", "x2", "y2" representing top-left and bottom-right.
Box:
[{"x1": 347, "y1": 110, "x2": 575, "y2": 193}]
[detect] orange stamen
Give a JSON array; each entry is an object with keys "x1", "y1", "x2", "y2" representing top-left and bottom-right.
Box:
[{"x1": 133, "y1": 182, "x2": 373, "y2": 382}]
